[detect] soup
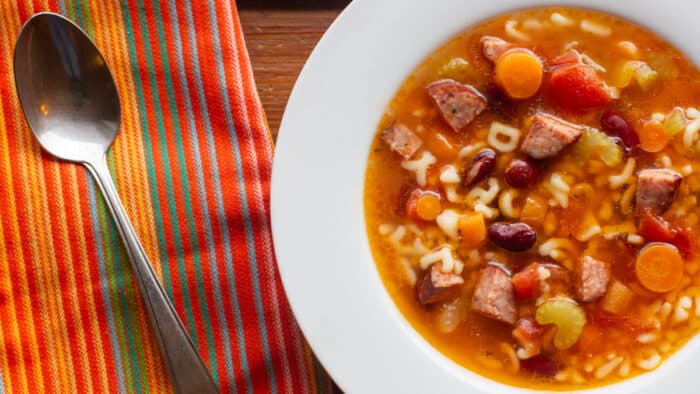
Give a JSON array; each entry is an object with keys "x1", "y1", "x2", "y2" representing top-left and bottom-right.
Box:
[{"x1": 364, "y1": 6, "x2": 700, "y2": 390}]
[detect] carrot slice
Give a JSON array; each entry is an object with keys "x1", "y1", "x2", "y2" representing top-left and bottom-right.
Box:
[
  {"x1": 635, "y1": 243, "x2": 684, "y2": 293},
  {"x1": 638, "y1": 120, "x2": 670, "y2": 153},
  {"x1": 415, "y1": 194, "x2": 442, "y2": 221},
  {"x1": 495, "y1": 49, "x2": 543, "y2": 99}
]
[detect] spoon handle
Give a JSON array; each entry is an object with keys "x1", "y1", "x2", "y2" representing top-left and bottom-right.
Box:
[{"x1": 85, "y1": 156, "x2": 218, "y2": 394}]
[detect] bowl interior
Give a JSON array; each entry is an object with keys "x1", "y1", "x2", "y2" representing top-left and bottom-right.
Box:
[{"x1": 271, "y1": 0, "x2": 700, "y2": 393}]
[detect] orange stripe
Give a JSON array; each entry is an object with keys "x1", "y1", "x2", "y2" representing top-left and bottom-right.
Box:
[
  {"x1": 45, "y1": 160, "x2": 93, "y2": 392},
  {"x1": 66, "y1": 165, "x2": 111, "y2": 393},
  {"x1": 96, "y1": 2, "x2": 169, "y2": 390},
  {"x1": 0, "y1": 7, "x2": 45, "y2": 393}
]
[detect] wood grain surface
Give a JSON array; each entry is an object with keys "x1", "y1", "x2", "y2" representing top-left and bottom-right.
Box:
[{"x1": 239, "y1": 9, "x2": 342, "y2": 139}]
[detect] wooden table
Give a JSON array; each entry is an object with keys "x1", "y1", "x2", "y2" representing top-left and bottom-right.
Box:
[{"x1": 239, "y1": 6, "x2": 345, "y2": 139}]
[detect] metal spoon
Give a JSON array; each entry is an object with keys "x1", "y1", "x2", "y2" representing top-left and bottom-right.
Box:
[{"x1": 13, "y1": 13, "x2": 218, "y2": 394}]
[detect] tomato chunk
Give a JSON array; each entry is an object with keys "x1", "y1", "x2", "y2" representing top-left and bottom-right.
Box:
[
  {"x1": 512, "y1": 263, "x2": 541, "y2": 301},
  {"x1": 673, "y1": 227, "x2": 695, "y2": 258},
  {"x1": 515, "y1": 317, "x2": 545, "y2": 339},
  {"x1": 549, "y1": 62, "x2": 612, "y2": 110},
  {"x1": 638, "y1": 211, "x2": 695, "y2": 257},
  {"x1": 638, "y1": 211, "x2": 676, "y2": 243},
  {"x1": 589, "y1": 310, "x2": 655, "y2": 334}
]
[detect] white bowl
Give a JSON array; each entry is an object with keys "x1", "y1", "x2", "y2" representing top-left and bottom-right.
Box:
[{"x1": 271, "y1": 0, "x2": 700, "y2": 392}]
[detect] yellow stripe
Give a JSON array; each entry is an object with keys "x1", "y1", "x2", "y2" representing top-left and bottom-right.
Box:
[
  {"x1": 68, "y1": 166, "x2": 111, "y2": 392},
  {"x1": 0, "y1": 8, "x2": 44, "y2": 393},
  {"x1": 23, "y1": 117, "x2": 74, "y2": 392},
  {"x1": 93, "y1": 2, "x2": 169, "y2": 390},
  {"x1": 49, "y1": 162, "x2": 93, "y2": 392}
]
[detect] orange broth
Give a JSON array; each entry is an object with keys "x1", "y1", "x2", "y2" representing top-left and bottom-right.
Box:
[{"x1": 364, "y1": 6, "x2": 700, "y2": 390}]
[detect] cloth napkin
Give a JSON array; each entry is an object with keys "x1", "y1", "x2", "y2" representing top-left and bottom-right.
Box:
[{"x1": 0, "y1": 1, "x2": 335, "y2": 392}]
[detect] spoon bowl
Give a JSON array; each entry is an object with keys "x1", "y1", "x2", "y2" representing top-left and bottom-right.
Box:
[
  {"x1": 13, "y1": 13, "x2": 217, "y2": 394},
  {"x1": 14, "y1": 12, "x2": 120, "y2": 162}
]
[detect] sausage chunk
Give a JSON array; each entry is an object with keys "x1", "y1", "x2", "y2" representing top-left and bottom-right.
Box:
[
  {"x1": 481, "y1": 36, "x2": 510, "y2": 62},
  {"x1": 521, "y1": 113, "x2": 583, "y2": 159},
  {"x1": 636, "y1": 168, "x2": 682, "y2": 214},
  {"x1": 381, "y1": 123, "x2": 423, "y2": 160},
  {"x1": 472, "y1": 264, "x2": 516, "y2": 324},
  {"x1": 427, "y1": 80, "x2": 487, "y2": 132},
  {"x1": 575, "y1": 256, "x2": 610, "y2": 303},
  {"x1": 417, "y1": 263, "x2": 464, "y2": 305}
]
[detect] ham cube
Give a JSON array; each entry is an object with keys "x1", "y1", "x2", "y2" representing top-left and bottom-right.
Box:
[
  {"x1": 472, "y1": 263, "x2": 516, "y2": 324},
  {"x1": 521, "y1": 113, "x2": 583, "y2": 159},
  {"x1": 381, "y1": 123, "x2": 423, "y2": 160},
  {"x1": 427, "y1": 80, "x2": 487, "y2": 132},
  {"x1": 417, "y1": 263, "x2": 464, "y2": 305},
  {"x1": 575, "y1": 256, "x2": 610, "y2": 303},
  {"x1": 636, "y1": 168, "x2": 682, "y2": 214}
]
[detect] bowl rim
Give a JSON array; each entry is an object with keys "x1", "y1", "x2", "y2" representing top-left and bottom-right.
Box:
[{"x1": 271, "y1": 0, "x2": 700, "y2": 393}]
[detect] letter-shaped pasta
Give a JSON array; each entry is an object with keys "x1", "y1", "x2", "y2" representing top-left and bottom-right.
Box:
[
  {"x1": 684, "y1": 118, "x2": 700, "y2": 151},
  {"x1": 401, "y1": 151, "x2": 437, "y2": 186},
  {"x1": 499, "y1": 189, "x2": 521, "y2": 219},
  {"x1": 609, "y1": 158, "x2": 636, "y2": 189},
  {"x1": 468, "y1": 177, "x2": 501, "y2": 204},
  {"x1": 505, "y1": 20, "x2": 531, "y2": 42},
  {"x1": 488, "y1": 122, "x2": 521, "y2": 152}
]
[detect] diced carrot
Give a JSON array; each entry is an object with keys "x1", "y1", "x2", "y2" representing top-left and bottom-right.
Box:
[
  {"x1": 495, "y1": 49, "x2": 544, "y2": 99},
  {"x1": 415, "y1": 193, "x2": 442, "y2": 221},
  {"x1": 549, "y1": 63, "x2": 612, "y2": 110},
  {"x1": 521, "y1": 195, "x2": 548, "y2": 226},
  {"x1": 458, "y1": 212, "x2": 486, "y2": 248},
  {"x1": 576, "y1": 324, "x2": 603, "y2": 355},
  {"x1": 512, "y1": 263, "x2": 541, "y2": 301},
  {"x1": 425, "y1": 131, "x2": 458, "y2": 162},
  {"x1": 638, "y1": 120, "x2": 670, "y2": 153},
  {"x1": 635, "y1": 243, "x2": 684, "y2": 293}
]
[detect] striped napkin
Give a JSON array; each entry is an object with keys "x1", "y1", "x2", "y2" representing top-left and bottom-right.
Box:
[{"x1": 0, "y1": 1, "x2": 335, "y2": 392}]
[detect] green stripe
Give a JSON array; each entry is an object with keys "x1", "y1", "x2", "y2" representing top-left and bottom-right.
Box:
[
  {"x1": 78, "y1": 0, "x2": 95, "y2": 38},
  {"x1": 106, "y1": 154, "x2": 152, "y2": 392},
  {"x1": 96, "y1": 194, "x2": 142, "y2": 392},
  {"x1": 70, "y1": 3, "x2": 150, "y2": 391},
  {"x1": 140, "y1": 0, "x2": 219, "y2": 377},
  {"x1": 118, "y1": 1, "x2": 200, "y2": 348}
]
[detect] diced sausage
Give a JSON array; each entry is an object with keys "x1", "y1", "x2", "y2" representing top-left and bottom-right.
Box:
[
  {"x1": 521, "y1": 113, "x2": 583, "y2": 159},
  {"x1": 381, "y1": 123, "x2": 423, "y2": 160},
  {"x1": 427, "y1": 80, "x2": 487, "y2": 132},
  {"x1": 417, "y1": 263, "x2": 464, "y2": 305},
  {"x1": 480, "y1": 36, "x2": 510, "y2": 62},
  {"x1": 575, "y1": 256, "x2": 610, "y2": 303},
  {"x1": 635, "y1": 168, "x2": 682, "y2": 214},
  {"x1": 472, "y1": 263, "x2": 517, "y2": 324}
]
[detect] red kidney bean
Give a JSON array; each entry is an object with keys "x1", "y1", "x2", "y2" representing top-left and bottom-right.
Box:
[
  {"x1": 521, "y1": 355, "x2": 559, "y2": 376},
  {"x1": 600, "y1": 111, "x2": 640, "y2": 154},
  {"x1": 462, "y1": 148, "x2": 496, "y2": 187},
  {"x1": 488, "y1": 222, "x2": 537, "y2": 252},
  {"x1": 505, "y1": 158, "x2": 539, "y2": 188}
]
